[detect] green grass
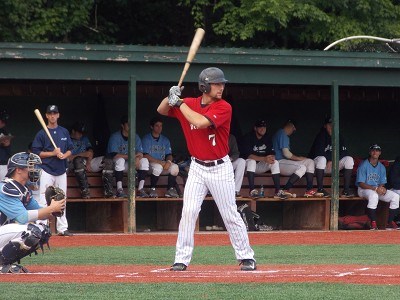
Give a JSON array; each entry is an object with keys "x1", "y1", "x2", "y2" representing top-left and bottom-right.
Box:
[
  {"x1": 28, "y1": 244, "x2": 400, "y2": 265},
  {"x1": 1, "y1": 283, "x2": 400, "y2": 300}
]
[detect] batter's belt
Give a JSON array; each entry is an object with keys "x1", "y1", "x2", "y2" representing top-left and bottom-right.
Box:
[{"x1": 193, "y1": 158, "x2": 225, "y2": 167}]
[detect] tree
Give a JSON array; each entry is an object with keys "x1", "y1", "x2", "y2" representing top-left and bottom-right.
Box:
[
  {"x1": 180, "y1": 0, "x2": 400, "y2": 50},
  {"x1": 0, "y1": 0, "x2": 94, "y2": 42}
]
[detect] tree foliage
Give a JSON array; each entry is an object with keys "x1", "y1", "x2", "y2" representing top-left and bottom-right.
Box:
[{"x1": 1, "y1": 0, "x2": 400, "y2": 50}]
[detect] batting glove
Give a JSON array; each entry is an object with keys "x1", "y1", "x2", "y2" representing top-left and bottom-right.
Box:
[
  {"x1": 168, "y1": 94, "x2": 183, "y2": 107},
  {"x1": 169, "y1": 85, "x2": 184, "y2": 97}
]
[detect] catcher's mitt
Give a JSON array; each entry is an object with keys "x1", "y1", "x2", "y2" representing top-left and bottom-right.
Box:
[{"x1": 45, "y1": 186, "x2": 65, "y2": 217}]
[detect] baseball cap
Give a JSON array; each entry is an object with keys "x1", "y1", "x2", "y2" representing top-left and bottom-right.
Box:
[
  {"x1": 324, "y1": 116, "x2": 332, "y2": 124},
  {"x1": 46, "y1": 105, "x2": 59, "y2": 113},
  {"x1": 254, "y1": 119, "x2": 267, "y2": 127},
  {"x1": 71, "y1": 121, "x2": 86, "y2": 133},
  {"x1": 120, "y1": 115, "x2": 128, "y2": 124},
  {"x1": 369, "y1": 144, "x2": 382, "y2": 151}
]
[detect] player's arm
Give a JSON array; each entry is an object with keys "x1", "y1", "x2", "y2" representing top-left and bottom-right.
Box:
[
  {"x1": 157, "y1": 97, "x2": 171, "y2": 116},
  {"x1": 14, "y1": 200, "x2": 66, "y2": 224},
  {"x1": 358, "y1": 182, "x2": 378, "y2": 191},
  {"x1": 282, "y1": 148, "x2": 306, "y2": 161}
]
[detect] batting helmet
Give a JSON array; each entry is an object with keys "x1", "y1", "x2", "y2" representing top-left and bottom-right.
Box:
[
  {"x1": 198, "y1": 67, "x2": 228, "y2": 93},
  {"x1": 6, "y1": 152, "x2": 42, "y2": 183}
]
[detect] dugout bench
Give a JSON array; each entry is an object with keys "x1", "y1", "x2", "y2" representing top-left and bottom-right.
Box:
[{"x1": 51, "y1": 170, "x2": 389, "y2": 233}]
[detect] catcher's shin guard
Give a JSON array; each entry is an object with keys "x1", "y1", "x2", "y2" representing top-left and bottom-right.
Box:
[
  {"x1": 102, "y1": 171, "x2": 115, "y2": 197},
  {"x1": 0, "y1": 224, "x2": 42, "y2": 268},
  {"x1": 75, "y1": 170, "x2": 90, "y2": 198},
  {"x1": 73, "y1": 157, "x2": 90, "y2": 198}
]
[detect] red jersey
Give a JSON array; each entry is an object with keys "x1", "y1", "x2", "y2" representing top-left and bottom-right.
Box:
[{"x1": 168, "y1": 96, "x2": 231, "y2": 160}]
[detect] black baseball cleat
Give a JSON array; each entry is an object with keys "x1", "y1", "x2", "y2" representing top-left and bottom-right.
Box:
[
  {"x1": 1, "y1": 264, "x2": 29, "y2": 273},
  {"x1": 240, "y1": 259, "x2": 257, "y2": 271},
  {"x1": 170, "y1": 263, "x2": 187, "y2": 271}
]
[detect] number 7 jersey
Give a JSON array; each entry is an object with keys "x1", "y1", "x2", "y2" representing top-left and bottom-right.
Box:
[{"x1": 168, "y1": 96, "x2": 231, "y2": 160}]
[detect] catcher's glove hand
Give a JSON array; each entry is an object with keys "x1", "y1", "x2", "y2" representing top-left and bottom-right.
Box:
[{"x1": 45, "y1": 186, "x2": 65, "y2": 217}]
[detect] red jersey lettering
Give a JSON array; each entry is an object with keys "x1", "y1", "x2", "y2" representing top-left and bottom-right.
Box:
[{"x1": 168, "y1": 96, "x2": 231, "y2": 160}]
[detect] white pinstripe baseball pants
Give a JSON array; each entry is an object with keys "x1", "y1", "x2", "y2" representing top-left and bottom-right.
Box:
[{"x1": 173, "y1": 155, "x2": 255, "y2": 266}]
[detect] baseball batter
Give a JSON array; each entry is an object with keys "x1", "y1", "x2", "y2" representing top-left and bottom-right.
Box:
[
  {"x1": 0, "y1": 152, "x2": 65, "y2": 273},
  {"x1": 158, "y1": 67, "x2": 256, "y2": 271},
  {"x1": 31, "y1": 105, "x2": 73, "y2": 236}
]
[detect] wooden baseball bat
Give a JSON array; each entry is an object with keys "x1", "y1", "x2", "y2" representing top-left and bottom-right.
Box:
[
  {"x1": 177, "y1": 28, "x2": 205, "y2": 87},
  {"x1": 34, "y1": 109, "x2": 58, "y2": 149}
]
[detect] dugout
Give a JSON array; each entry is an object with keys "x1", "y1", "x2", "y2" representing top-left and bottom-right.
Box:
[{"x1": 0, "y1": 43, "x2": 399, "y2": 232}]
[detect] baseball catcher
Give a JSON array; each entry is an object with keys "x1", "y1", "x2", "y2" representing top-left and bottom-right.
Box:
[{"x1": 0, "y1": 152, "x2": 65, "y2": 273}]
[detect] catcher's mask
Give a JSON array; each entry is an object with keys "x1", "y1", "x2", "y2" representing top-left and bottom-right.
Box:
[
  {"x1": 6, "y1": 152, "x2": 42, "y2": 183},
  {"x1": 198, "y1": 67, "x2": 228, "y2": 94}
]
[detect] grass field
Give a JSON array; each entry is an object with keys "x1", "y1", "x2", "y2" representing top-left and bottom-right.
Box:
[{"x1": 2, "y1": 241, "x2": 399, "y2": 299}]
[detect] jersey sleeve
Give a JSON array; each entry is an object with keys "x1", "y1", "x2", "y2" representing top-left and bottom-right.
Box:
[
  {"x1": 31, "y1": 130, "x2": 45, "y2": 155},
  {"x1": 135, "y1": 134, "x2": 144, "y2": 153},
  {"x1": 141, "y1": 134, "x2": 151, "y2": 154},
  {"x1": 107, "y1": 132, "x2": 119, "y2": 154},
  {"x1": 379, "y1": 164, "x2": 387, "y2": 185},
  {"x1": 355, "y1": 161, "x2": 367, "y2": 186},
  {"x1": 164, "y1": 136, "x2": 172, "y2": 156},
  {"x1": 203, "y1": 101, "x2": 231, "y2": 129}
]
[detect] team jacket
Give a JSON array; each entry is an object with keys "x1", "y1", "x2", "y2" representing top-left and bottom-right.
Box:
[
  {"x1": 308, "y1": 127, "x2": 349, "y2": 161},
  {"x1": 239, "y1": 131, "x2": 275, "y2": 159}
]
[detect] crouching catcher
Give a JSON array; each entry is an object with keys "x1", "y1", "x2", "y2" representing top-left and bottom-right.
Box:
[{"x1": 0, "y1": 152, "x2": 65, "y2": 273}]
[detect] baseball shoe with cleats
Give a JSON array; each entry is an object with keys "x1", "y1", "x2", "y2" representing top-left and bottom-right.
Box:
[
  {"x1": 282, "y1": 190, "x2": 295, "y2": 198},
  {"x1": 304, "y1": 189, "x2": 317, "y2": 197},
  {"x1": 137, "y1": 189, "x2": 149, "y2": 198},
  {"x1": 149, "y1": 188, "x2": 158, "y2": 198},
  {"x1": 165, "y1": 187, "x2": 179, "y2": 198},
  {"x1": 240, "y1": 259, "x2": 257, "y2": 271},
  {"x1": 370, "y1": 221, "x2": 378, "y2": 230},
  {"x1": 58, "y1": 230, "x2": 73, "y2": 237},
  {"x1": 386, "y1": 221, "x2": 400, "y2": 230},
  {"x1": 116, "y1": 189, "x2": 127, "y2": 198},
  {"x1": 1, "y1": 264, "x2": 29, "y2": 273},
  {"x1": 170, "y1": 263, "x2": 187, "y2": 271},
  {"x1": 342, "y1": 190, "x2": 355, "y2": 198},
  {"x1": 249, "y1": 189, "x2": 261, "y2": 199},
  {"x1": 316, "y1": 188, "x2": 330, "y2": 198},
  {"x1": 274, "y1": 189, "x2": 288, "y2": 200}
]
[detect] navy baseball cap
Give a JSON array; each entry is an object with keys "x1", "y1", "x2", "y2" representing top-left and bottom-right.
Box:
[
  {"x1": 369, "y1": 144, "x2": 382, "y2": 151},
  {"x1": 71, "y1": 121, "x2": 86, "y2": 133},
  {"x1": 120, "y1": 115, "x2": 128, "y2": 124},
  {"x1": 324, "y1": 116, "x2": 332, "y2": 124},
  {"x1": 46, "y1": 105, "x2": 59, "y2": 113},
  {"x1": 254, "y1": 119, "x2": 267, "y2": 127}
]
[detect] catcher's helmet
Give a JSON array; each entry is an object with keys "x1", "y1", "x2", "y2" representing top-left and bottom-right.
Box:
[
  {"x1": 198, "y1": 67, "x2": 228, "y2": 93},
  {"x1": 6, "y1": 152, "x2": 42, "y2": 183}
]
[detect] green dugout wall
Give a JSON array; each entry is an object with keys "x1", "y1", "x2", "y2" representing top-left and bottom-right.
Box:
[{"x1": 0, "y1": 43, "x2": 399, "y2": 231}]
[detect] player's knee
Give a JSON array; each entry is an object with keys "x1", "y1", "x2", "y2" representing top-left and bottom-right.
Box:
[
  {"x1": 270, "y1": 161, "x2": 280, "y2": 174},
  {"x1": 170, "y1": 164, "x2": 179, "y2": 176},
  {"x1": 295, "y1": 165, "x2": 307, "y2": 178},
  {"x1": 367, "y1": 195, "x2": 379, "y2": 209},
  {"x1": 72, "y1": 156, "x2": 86, "y2": 172},
  {"x1": 314, "y1": 156, "x2": 327, "y2": 169},
  {"x1": 139, "y1": 158, "x2": 149, "y2": 171},
  {"x1": 304, "y1": 158, "x2": 315, "y2": 172},
  {"x1": 343, "y1": 156, "x2": 354, "y2": 169},
  {"x1": 246, "y1": 159, "x2": 256, "y2": 172},
  {"x1": 0, "y1": 224, "x2": 42, "y2": 265},
  {"x1": 152, "y1": 164, "x2": 163, "y2": 176},
  {"x1": 114, "y1": 158, "x2": 126, "y2": 171}
]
